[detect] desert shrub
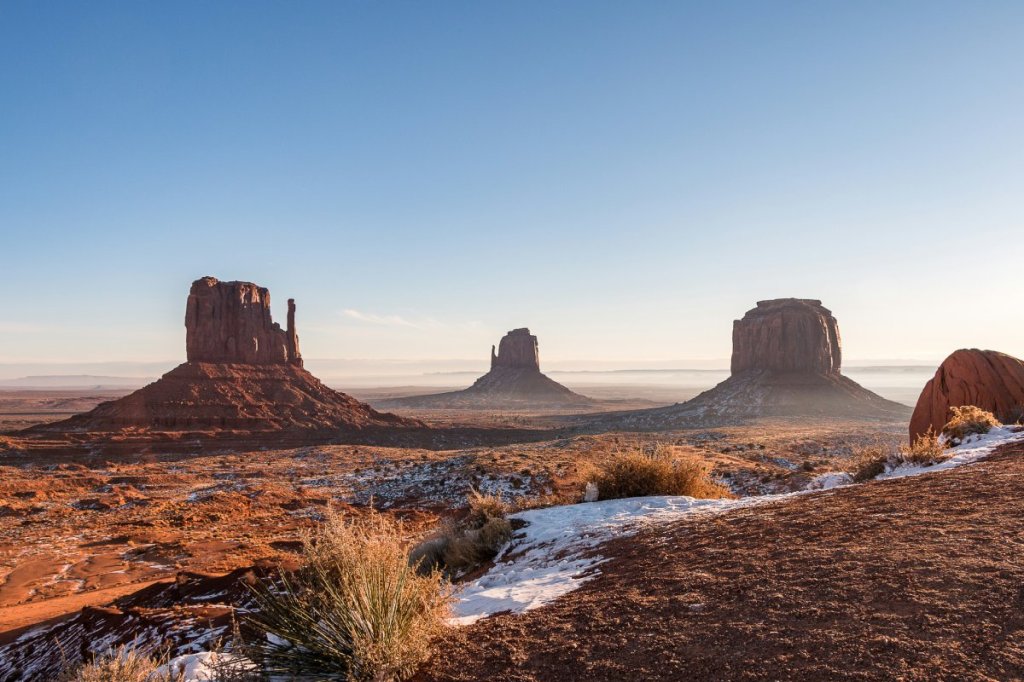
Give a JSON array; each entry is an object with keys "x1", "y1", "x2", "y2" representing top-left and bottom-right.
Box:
[
  {"x1": 247, "y1": 509, "x2": 451, "y2": 682},
  {"x1": 593, "y1": 447, "x2": 732, "y2": 500},
  {"x1": 942, "y1": 405, "x2": 1001, "y2": 444},
  {"x1": 413, "y1": 490, "x2": 513, "y2": 577},
  {"x1": 898, "y1": 430, "x2": 947, "y2": 466},
  {"x1": 59, "y1": 646, "x2": 178, "y2": 682},
  {"x1": 849, "y1": 445, "x2": 891, "y2": 483}
]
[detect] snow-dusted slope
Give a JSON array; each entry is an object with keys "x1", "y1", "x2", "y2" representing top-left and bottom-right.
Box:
[{"x1": 453, "y1": 425, "x2": 1024, "y2": 625}]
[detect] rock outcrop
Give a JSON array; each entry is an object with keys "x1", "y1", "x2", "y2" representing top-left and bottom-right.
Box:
[
  {"x1": 383, "y1": 328, "x2": 592, "y2": 409},
  {"x1": 185, "y1": 277, "x2": 302, "y2": 366},
  {"x1": 491, "y1": 328, "x2": 540, "y2": 371},
  {"x1": 22, "y1": 277, "x2": 422, "y2": 450},
  {"x1": 598, "y1": 298, "x2": 908, "y2": 429},
  {"x1": 909, "y1": 349, "x2": 1024, "y2": 442},
  {"x1": 732, "y1": 299, "x2": 841, "y2": 374}
]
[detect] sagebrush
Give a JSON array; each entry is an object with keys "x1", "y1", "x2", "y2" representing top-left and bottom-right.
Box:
[
  {"x1": 592, "y1": 447, "x2": 732, "y2": 500},
  {"x1": 942, "y1": 405, "x2": 1000, "y2": 443}
]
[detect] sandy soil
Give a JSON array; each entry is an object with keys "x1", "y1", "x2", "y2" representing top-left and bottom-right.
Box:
[
  {"x1": 420, "y1": 440, "x2": 1024, "y2": 682},
  {"x1": 0, "y1": 415, "x2": 905, "y2": 636}
]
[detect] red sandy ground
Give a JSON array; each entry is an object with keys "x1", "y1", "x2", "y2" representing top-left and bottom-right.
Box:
[{"x1": 420, "y1": 440, "x2": 1024, "y2": 682}]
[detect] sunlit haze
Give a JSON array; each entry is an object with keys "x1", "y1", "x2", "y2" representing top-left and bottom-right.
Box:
[{"x1": 2, "y1": 2, "x2": 1022, "y2": 377}]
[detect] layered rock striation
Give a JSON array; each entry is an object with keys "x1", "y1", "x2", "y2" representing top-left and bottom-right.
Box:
[
  {"x1": 909, "y1": 349, "x2": 1024, "y2": 442},
  {"x1": 601, "y1": 298, "x2": 908, "y2": 429},
  {"x1": 383, "y1": 328, "x2": 591, "y2": 409},
  {"x1": 185, "y1": 277, "x2": 302, "y2": 366},
  {"x1": 731, "y1": 299, "x2": 841, "y2": 374},
  {"x1": 22, "y1": 277, "x2": 421, "y2": 449}
]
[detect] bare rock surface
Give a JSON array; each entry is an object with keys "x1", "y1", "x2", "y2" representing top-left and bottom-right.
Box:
[
  {"x1": 909, "y1": 348, "x2": 1024, "y2": 442},
  {"x1": 185, "y1": 276, "x2": 302, "y2": 366},
  {"x1": 491, "y1": 328, "x2": 541, "y2": 371},
  {"x1": 732, "y1": 299, "x2": 840, "y2": 374}
]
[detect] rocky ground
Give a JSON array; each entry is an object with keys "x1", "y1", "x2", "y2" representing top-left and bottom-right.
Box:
[
  {"x1": 0, "y1": 395, "x2": 905, "y2": 646},
  {"x1": 420, "y1": 438, "x2": 1024, "y2": 682}
]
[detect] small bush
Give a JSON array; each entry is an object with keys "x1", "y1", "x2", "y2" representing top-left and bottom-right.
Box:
[
  {"x1": 59, "y1": 646, "x2": 178, "y2": 682},
  {"x1": 593, "y1": 448, "x2": 732, "y2": 500},
  {"x1": 247, "y1": 509, "x2": 451, "y2": 682},
  {"x1": 943, "y1": 405, "x2": 1000, "y2": 443},
  {"x1": 849, "y1": 445, "x2": 891, "y2": 483},
  {"x1": 414, "y1": 490, "x2": 513, "y2": 577},
  {"x1": 899, "y1": 430, "x2": 946, "y2": 466}
]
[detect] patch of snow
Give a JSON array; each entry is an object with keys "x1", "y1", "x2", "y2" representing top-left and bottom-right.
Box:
[
  {"x1": 453, "y1": 495, "x2": 756, "y2": 625},
  {"x1": 879, "y1": 425, "x2": 1024, "y2": 480},
  {"x1": 152, "y1": 652, "x2": 256, "y2": 681},
  {"x1": 806, "y1": 471, "x2": 853, "y2": 490},
  {"x1": 454, "y1": 425, "x2": 1024, "y2": 626}
]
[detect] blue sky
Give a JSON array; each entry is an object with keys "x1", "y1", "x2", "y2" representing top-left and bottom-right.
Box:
[{"x1": 1, "y1": 1, "x2": 1022, "y2": 370}]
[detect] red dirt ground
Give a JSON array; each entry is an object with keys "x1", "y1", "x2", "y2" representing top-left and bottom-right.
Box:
[{"x1": 420, "y1": 440, "x2": 1024, "y2": 682}]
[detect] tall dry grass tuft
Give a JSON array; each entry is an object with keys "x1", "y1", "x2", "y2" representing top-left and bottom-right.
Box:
[
  {"x1": 593, "y1": 446, "x2": 733, "y2": 500},
  {"x1": 849, "y1": 445, "x2": 892, "y2": 483},
  {"x1": 58, "y1": 646, "x2": 179, "y2": 682},
  {"x1": 899, "y1": 429, "x2": 946, "y2": 466},
  {"x1": 942, "y1": 405, "x2": 1000, "y2": 443},
  {"x1": 411, "y1": 490, "x2": 513, "y2": 577},
  {"x1": 247, "y1": 509, "x2": 451, "y2": 682}
]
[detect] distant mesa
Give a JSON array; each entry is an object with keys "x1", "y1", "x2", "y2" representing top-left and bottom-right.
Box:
[
  {"x1": 383, "y1": 328, "x2": 592, "y2": 409},
  {"x1": 909, "y1": 348, "x2": 1024, "y2": 443},
  {"x1": 603, "y1": 298, "x2": 909, "y2": 428},
  {"x1": 19, "y1": 276, "x2": 422, "y2": 451}
]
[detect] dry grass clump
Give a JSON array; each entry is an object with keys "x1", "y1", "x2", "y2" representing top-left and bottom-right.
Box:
[
  {"x1": 58, "y1": 646, "x2": 179, "y2": 682},
  {"x1": 592, "y1": 446, "x2": 732, "y2": 500},
  {"x1": 412, "y1": 490, "x2": 513, "y2": 577},
  {"x1": 849, "y1": 445, "x2": 891, "y2": 483},
  {"x1": 899, "y1": 430, "x2": 947, "y2": 466},
  {"x1": 942, "y1": 405, "x2": 1001, "y2": 444},
  {"x1": 247, "y1": 509, "x2": 451, "y2": 682}
]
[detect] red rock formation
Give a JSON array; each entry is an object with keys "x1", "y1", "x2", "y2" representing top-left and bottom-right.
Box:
[
  {"x1": 23, "y1": 276, "x2": 422, "y2": 449},
  {"x1": 601, "y1": 298, "x2": 907, "y2": 429},
  {"x1": 491, "y1": 328, "x2": 541, "y2": 371},
  {"x1": 185, "y1": 277, "x2": 301, "y2": 366},
  {"x1": 732, "y1": 299, "x2": 841, "y2": 375},
  {"x1": 909, "y1": 349, "x2": 1024, "y2": 442},
  {"x1": 388, "y1": 327, "x2": 590, "y2": 408}
]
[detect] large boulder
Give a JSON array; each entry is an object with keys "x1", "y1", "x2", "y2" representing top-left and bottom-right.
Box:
[
  {"x1": 731, "y1": 299, "x2": 841, "y2": 375},
  {"x1": 185, "y1": 277, "x2": 301, "y2": 366},
  {"x1": 909, "y1": 349, "x2": 1024, "y2": 442}
]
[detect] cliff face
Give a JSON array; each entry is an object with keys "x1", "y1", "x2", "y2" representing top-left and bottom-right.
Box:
[
  {"x1": 22, "y1": 276, "x2": 424, "y2": 449},
  {"x1": 731, "y1": 299, "x2": 841, "y2": 375},
  {"x1": 185, "y1": 277, "x2": 302, "y2": 367},
  {"x1": 386, "y1": 327, "x2": 591, "y2": 409},
  {"x1": 491, "y1": 328, "x2": 541, "y2": 371},
  {"x1": 909, "y1": 349, "x2": 1024, "y2": 442}
]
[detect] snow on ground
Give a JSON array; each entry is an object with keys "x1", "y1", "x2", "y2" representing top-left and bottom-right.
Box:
[
  {"x1": 152, "y1": 652, "x2": 255, "y2": 681},
  {"x1": 880, "y1": 425, "x2": 1024, "y2": 480},
  {"x1": 453, "y1": 425, "x2": 1024, "y2": 625}
]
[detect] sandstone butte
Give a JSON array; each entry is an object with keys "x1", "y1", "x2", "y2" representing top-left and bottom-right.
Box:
[
  {"x1": 909, "y1": 348, "x2": 1024, "y2": 442},
  {"x1": 384, "y1": 327, "x2": 591, "y2": 409},
  {"x1": 19, "y1": 277, "x2": 422, "y2": 450},
  {"x1": 605, "y1": 298, "x2": 909, "y2": 428}
]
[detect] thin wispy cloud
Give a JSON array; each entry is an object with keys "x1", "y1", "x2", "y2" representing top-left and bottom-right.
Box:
[{"x1": 342, "y1": 309, "x2": 423, "y2": 328}]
